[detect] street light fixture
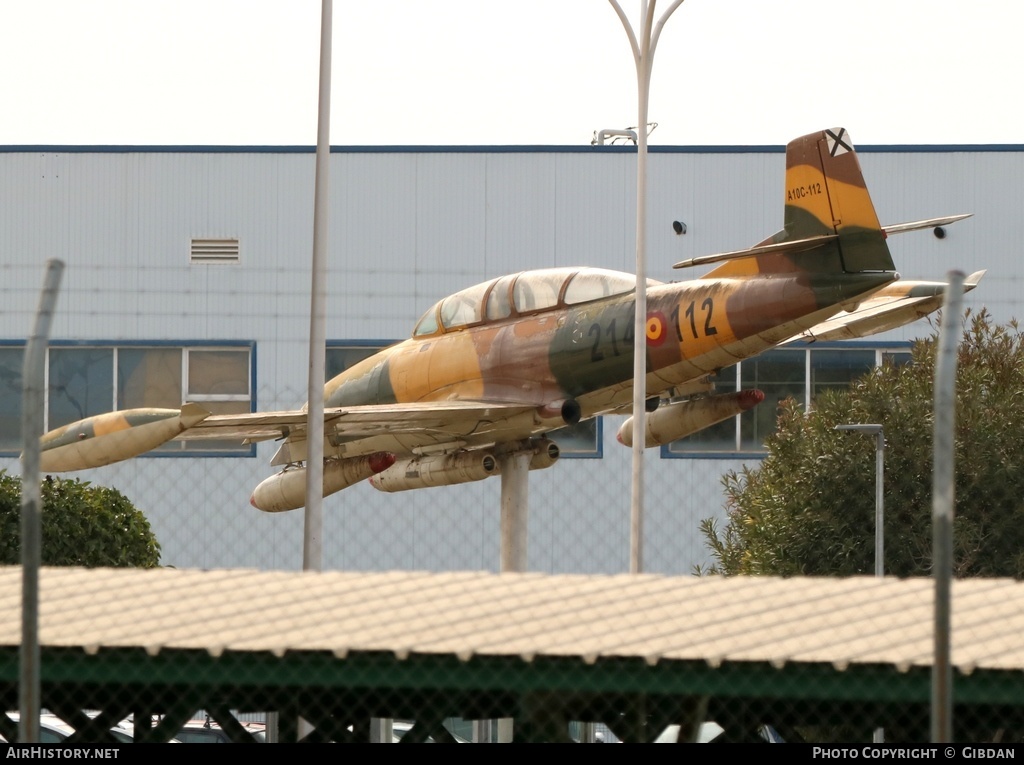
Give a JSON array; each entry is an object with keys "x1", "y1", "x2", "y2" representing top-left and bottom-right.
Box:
[
  {"x1": 835, "y1": 424, "x2": 885, "y2": 578},
  {"x1": 835, "y1": 422, "x2": 885, "y2": 743}
]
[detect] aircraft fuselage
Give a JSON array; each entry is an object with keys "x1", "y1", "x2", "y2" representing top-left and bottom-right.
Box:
[{"x1": 324, "y1": 268, "x2": 894, "y2": 421}]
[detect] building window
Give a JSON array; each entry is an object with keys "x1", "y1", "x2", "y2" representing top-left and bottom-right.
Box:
[
  {"x1": 325, "y1": 342, "x2": 386, "y2": 382},
  {"x1": 325, "y1": 341, "x2": 603, "y2": 458},
  {"x1": 0, "y1": 346, "x2": 24, "y2": 453},
  {"x1": 740, "y1": 348, "x2": 805, "y2": 451},
  {"x1": 48, "y1": 347, "x2": 116, "y2": 429},
  {"x1": 662, "y1": 342, "x2": 912, "y2": 457},
  {"x1": 0, "y1": 342, "x2": 255, "y2": 456},
  {"x1": 810, "y1": 349, "x2": 876, "y2": 400},
  {"x1": 547, "y1": 418, "x2": 602, "y2": 458}
]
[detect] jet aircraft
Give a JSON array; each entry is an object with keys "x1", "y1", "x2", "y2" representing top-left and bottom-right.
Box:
[{"x1": 36, "y1": 128, "x2": 982, "y2": 511}]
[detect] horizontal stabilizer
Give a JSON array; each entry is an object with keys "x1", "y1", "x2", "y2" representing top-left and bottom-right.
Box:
[
  {"x1": 786, "y1": 270, "x2": 985, "y2": 343},
  {"x1": 693, "y1": 128, "x2": 897, "y2": 278},
  {"x1": 882, "y1": 213, "x2": 972, "y2": 236},
  {"x1": 677, "y1": 213, "x2": 973, "y2": 271},
  {"x1": 673, "y1": 234, "x2": 836, "y2": 270}
]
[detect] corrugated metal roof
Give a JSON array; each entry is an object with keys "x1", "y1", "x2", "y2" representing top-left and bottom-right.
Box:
[{"x1": 1, "y1": 567, "x2": 1019, "y2": 675}]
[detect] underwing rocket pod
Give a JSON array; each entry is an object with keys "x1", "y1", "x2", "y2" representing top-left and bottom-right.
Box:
[
  {"x1": 250, "y1": 451, "x2": 396, "y2": 512},
  {"x1": 38, "y1": 403, "x2": 211, "y2": 472},
  {"x1": 370, "y1": 438, "x2": 562, "y2": 493},
  {"x1": 369, "y1": 450, "x2": 499, "y2": 493},
  {"x1": 616, "y1": 390, "x2": 765, "y2": 448},
  {"x1": 526, "y1": 438, "x2": 560, "y2": 470}
]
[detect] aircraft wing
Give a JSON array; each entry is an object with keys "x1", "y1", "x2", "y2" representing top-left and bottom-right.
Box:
[
  {"x1": 186, "y1": 400, "x2": 535, "y2": 439},
  {"x1": 186, "y1": 400, "x2": 543, "y2": 464},
  {"x1": 37, "y1": 400, "x2": 543, "y2": 472},
  {"x1": 786, "y1": 270, "x2": 985, "y2": 344}
]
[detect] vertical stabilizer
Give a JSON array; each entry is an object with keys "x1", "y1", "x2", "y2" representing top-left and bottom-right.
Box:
[
  {"x1": 702, "y1": 128, "x2": 895, "y2": 277},
  {"x1": 783, "y1": 127, "x2": 893, "y2": 272}
]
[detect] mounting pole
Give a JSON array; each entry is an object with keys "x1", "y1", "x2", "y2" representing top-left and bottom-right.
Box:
[
  {"x1": 932, "y1": 271, "x2": 964, "y2": 743},
  {"x1": 303, "y1": 0, "x2": 332, "y2": 574},
  {"x1": 20, "y1": 259, "x2": 64, "y2": 744},
  {"x1": 495, "y1": 450, "x2": 531, "y2": 742}
]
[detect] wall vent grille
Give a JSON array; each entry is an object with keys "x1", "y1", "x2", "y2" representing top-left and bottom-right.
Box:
[{"x1": 190, "y1": 238, "x2": 240, "y2": 264}]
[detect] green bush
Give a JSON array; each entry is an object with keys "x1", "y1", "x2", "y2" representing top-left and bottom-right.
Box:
[
  {"x1": 703, "y1": 310, "x2": 1024, "y2": 578},
  {"x1": 0, "y1": 471, "x2": 161, "y2": 567}
]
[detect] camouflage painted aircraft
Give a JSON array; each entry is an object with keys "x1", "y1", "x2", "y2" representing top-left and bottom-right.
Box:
[{"x1": 37, "y1": 128, "x2": 982, "y2": 511}]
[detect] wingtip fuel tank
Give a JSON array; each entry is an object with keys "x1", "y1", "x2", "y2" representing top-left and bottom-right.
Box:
[
  {"x1": 37, "y1": 403, "x2": 211, "y2": 472},
  {"x1": 250, "y1": 451, "x2": 396, "y2": 512},
  {"x1": 617, "y1": 390, "x2": 765, "y2": 448}
]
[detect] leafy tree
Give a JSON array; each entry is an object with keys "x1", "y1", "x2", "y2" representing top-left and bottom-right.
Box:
[
  {"x1": 0, "y1": 471, "x2": 161, "y2": 567},
  {"x1": 703, "y1": 310, "x2": 1024, "y2": 578},
  {"x1": 702, "y1": 310, "x2": 1024, "y2": 743}
]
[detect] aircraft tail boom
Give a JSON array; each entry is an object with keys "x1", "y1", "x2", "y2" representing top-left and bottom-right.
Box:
[{"x1": 684, "y1": 128, "x2": 897, "y2": 277}]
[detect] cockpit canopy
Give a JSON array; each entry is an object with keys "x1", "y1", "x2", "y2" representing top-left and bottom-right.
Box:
[{"x1": 413, "y1": 267, "x2": 662, "y2": 337}]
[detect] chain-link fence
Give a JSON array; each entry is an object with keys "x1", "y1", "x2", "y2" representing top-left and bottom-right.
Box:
[{"x1": 1, "y1": 143, "x2": 1015, "y2": 744}]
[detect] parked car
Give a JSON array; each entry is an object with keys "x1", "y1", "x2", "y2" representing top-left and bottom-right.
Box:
[
  {"x1": 392, "y1": 720, "x2": 470, "y2": 743},
  {"x1": 655, "y1": 721, "x2": 785, "y2": 743},
  {"x1": 4, "y1": 712, "x2": 135, "y2": 744},
  {"x1": 174, "y1": 719, "x2": 265, "y2": 743}
]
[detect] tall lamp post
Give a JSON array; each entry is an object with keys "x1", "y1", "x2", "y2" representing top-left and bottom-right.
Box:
[
  {"x1": 835, "y1": 422, "x2": 885, "y2": 743},
  {"x1": 608, "y1": 0, "x2": 685, "y2": 575}
]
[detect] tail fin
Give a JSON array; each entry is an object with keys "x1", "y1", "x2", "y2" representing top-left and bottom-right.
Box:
[
  {"x1": 694, "y1": 128, "x2": 895, "y2": 277},
  {"x1": 784, "y1": 127, "x2": 894, "y2": 272}
]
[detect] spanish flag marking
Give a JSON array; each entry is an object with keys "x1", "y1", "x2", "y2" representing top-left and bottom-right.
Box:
[{"x1": 646, "y1": 312, "x2": 667, "y2": 346}]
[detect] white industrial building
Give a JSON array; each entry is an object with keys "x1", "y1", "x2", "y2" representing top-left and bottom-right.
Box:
[{"x1": 0, "y1": 139, "x2": 1016, "y2": 574}]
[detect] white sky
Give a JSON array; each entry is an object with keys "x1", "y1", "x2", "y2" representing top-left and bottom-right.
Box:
[{"x1": 2, "y1": 0, "x2": 1020, "y2": 147}]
